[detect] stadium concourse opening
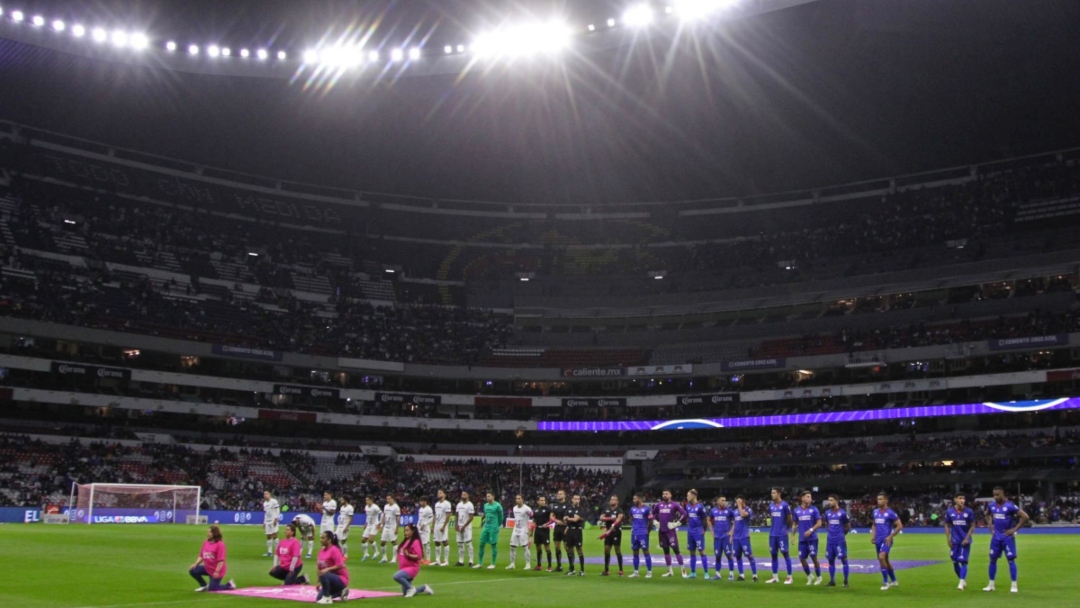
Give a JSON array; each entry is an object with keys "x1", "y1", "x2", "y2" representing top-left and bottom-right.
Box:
[{"x1": 3, "y1": 0, "x2": 1080, "y2": 605}]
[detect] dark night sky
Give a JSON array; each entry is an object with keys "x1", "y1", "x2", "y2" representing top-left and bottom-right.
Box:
[{"x1": 1, "y1": 0, "x2": 1079, "y2": 205}]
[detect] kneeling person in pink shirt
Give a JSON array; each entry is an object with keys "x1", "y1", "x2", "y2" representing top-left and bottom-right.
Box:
[
  {"x1": 190, "y1": 525, "x2": 236, "y2": 592},
  {"x1": 394, "y1": 524, "x2": 435, "y2": 597},
  {"x1": 269, "y1": 523, "x2": 310, "y2": 586},
  {"x1": 316, "y1": 531, "x2": 350, "y2": 605}
]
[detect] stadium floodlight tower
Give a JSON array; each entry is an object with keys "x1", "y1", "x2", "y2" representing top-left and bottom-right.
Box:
[{"x1": 70, "y1": 483, "x2": 202, "y2": 524}]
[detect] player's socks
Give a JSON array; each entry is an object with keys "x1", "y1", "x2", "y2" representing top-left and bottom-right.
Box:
[
  {"x1": 664, "y1": 553, "x2": 672, "y2": 567},
  {"x1": 842, "y1": 560, "x2": 849, "y2": 583},
  {"x1": 566, "y1": 553, "x2": 575, "y2": 571},
  {"x1": 491, "y1": 546, "x2": 498, "y2": 566},
  {"x1": 478, "y1": 544, "x2": 486, "y2": 564},
  {"x1": 749, "y1": 558, "x2": 757, "y2": 575},
  {"x1": 736, "y1": 559, "x2": 744, "y2": 575},
  {"x1": 1008, "y1": 560, "x2": 1017, "y2": 582},
  {"x1": 882, "y1": 571, "x2": 889, "y2": 585},
  {"x1": 555, "y1": 549, "x2": 562, "y2": 569},
  {"x1": 953, "y1": 562, "x2": 961, "y2": 577},
  {"x1": 605, "y1": 553, "x2": 611, "y2": 571},
  {"x1": 803, "y1": 564, "x2": 811, "y2": 576},
  {"x1": 676, "y1": 553, "x2": 684, "y2": 567},
  {"x1": 888, "y1": 569, "x2": 896, "y2": 583},
  {"x1": 617, "y1": 553, "x2": 623, "y2": 571},
  {"x1": 814, "y1": 564, "x2": 821, "y2": 577},
  {"x1": 645, "y1": 554, "x2": 653, "y2": 572},
  {"x1": 690, "y1": 555, "x2": 696, "y2": 573},
  {"x1": 308, "y1": 540, "x2": 315, "y2": 555},
  {"x1": 828, "y1": 561, "x2": 835, "y2": 582},
  {"x1": 267, "y1": 540, "x2": 274, "y2": 554},
  {"x1": 784, "y1": 554, "x2": 793, "y2": 575},
  {"x1": 701, "y1": 556, "x2": 708, "y2": 576},
  {"x1": 633, "y1": 554, "x2": 640, "y2": 571},
  {"x1": 727, "y1": 556, "x2": 735, "y2": 573},
  {"x1": 771, "y1": 555, "x2": 779, "y2": 575}
]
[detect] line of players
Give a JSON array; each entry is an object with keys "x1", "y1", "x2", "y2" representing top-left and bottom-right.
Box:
[{"x1": 260, "y1": 485, "x2": 1029, "y2": 592}]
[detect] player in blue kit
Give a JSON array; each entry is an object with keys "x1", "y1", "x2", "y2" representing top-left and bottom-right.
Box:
[
  {"x1": 708, "y1": 496, "x2": 736, "y2": 581},
  {"x1": 765, "y1": 487, "x2": 793, "y2": 584},
  {"x1": 823, "y1": 494, "x2": 850, "y2": 587},
  {"x1": 792, "y1": 490, "x2": 823, "y2": 585},
  {"x1": 731, "y1": 495, "x2": 758, "y2": 582},
  {"x1": 982, "y1": 486, "x2": 1029, "y2": 594},
  {"x1": 684, "y1": 489, "x2": 709, "y2": 579},
  {"x1": 943, "y1": 493, "x2": 975, "y2": 591},
  {"x1": 627, "y1": 494, "x2": 654, "y2": 579},
  {"x1": 873, "y1": 492, "x2": 903, "y2": 591}
]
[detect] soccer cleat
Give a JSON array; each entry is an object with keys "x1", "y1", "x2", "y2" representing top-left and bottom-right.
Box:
[
  {"x1": 958, "y1": 580, "x2": 966, "y2": 590},
  {"x1": 728, "y1": 574, "x2": 734, "y2": 581},
  {"x1": 566, "y1": 570, "x2": 576, "y2": 576},
  {"x1": 1010, "y1": 583, "x2": 1018, "y2": 594},
  {"x1": 618, "y1": 571, "x2": 624, "y2": 577},
  {"x1": 546, "y1": 567, "x2": 553, "y2": 572},
  {"x1": 579, "y1": 571, "x2": 585, "y2": 577},
  {"x1": 687, "y1": 573, "x2": 696, "y2": 579},
  {"x1": 737, "y1": 575, "x2": 745, "y2": 581},
  {"x1": 487, "y1": 565, "x2": 496, "y2": 570},
  {"x1": 525, "y1": 563, "x2": 531, "y2": 570},
  {"x1": 316, "y1": 597, "x2": 333, "y2": 605},
  {"x1": 843, "y1": 582, "x2": 849, "y2": 588},
  {"x1": 263, "y1": 552, "x2": 273, "y2": 557},
  {"x1": 405, "y1": 588, "x2": 417, "y2": 598},
  {"x1": 533, "y1": 565, "x2": 542, "y2": 571},
  {"x1": 554, "y1": 566, "x2": 563, "y2": 572},
  {"x1": 766, "y1": 576, "x2": 780, "y2": 584},
  {"x1": 982, "y1": 583, "x2": 996, "y2": 592},
  {"x1": 440, "y1": 561, "x2": 449, "y2": 567},
  {"x1": 814, "y1": 575, "x2": 823, "y2": 586},
  {"x1": 194, "y1": 586, "x2": 207, "y2": 592},
  {"x1": 807, "y1": 576, "x2": 814, "y2": 586},
  {"x1": 645, "y1": 572, "x2": 653, "y2": 579},
  {"x1": 506, "y1": 563, "x2": 516, "y2": 570},
  {"x1": 889, "y1": 581, "x2": 899, "y2": 587},
  {"x1": 881, "y1": 585, "x2": 890, "y2": 591},
  {"x1": 227, "y1": 580, "x2": 236, "y2": 590},
  {"x1": 423, "y1": 586, "x2": 434, "y2": 595},
  {"x1": 306, "y1": 554, "x2": 313, "y2": 559},
  {"x1": 600, "y1": 571, "x2": 610, "y2": 577},
  {"x1": 662, "y1": 570, "x2": 674, "y2": 578},
  {"x1": 784, "y1": 576, "x2": 793, "y2": 585},
  {"x1": 454, "y1": 562, "x2": 464, "y2": 567},
  {"x1": 360, "y1": 555, "x2": 368, "y2": 562},
  {"x1": 628, "y1": 571, "x2": 639, "y2": 578},
  {"x1": 471, "y1": 564, "x2": 482, "y2": 569},
  {"x1": 826, "y1": 581, "x2": 836, "y2": 587},
  {"x1": 753, "y1": 575, "x2": 759, "y2": 582},
  {"x1": 379, "y1": 558, "x2": 388, "y2": 564}
]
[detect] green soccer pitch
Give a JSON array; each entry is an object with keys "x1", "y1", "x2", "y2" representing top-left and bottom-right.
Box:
[{"x1": 1, "y1": 525, "x2": 1076, "y2": 608}]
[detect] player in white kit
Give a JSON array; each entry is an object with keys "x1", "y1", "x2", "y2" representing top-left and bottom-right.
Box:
[
  {"x1": 320, "y1": 492, "x2": 337, "y2": 536},
  {"x1": 379, "y1": 494, "x2": 402, "y2": 563},
  {"x1": 507, "y1": 494, "x2": 535, "y2": 570},
  {"x1": 433, "y1": 489, "x2": 453, "y2": 566},
  {"x1": 336, "y1": 496, "x2": 355, "y2": 557},
  {"x1": 292, "y1": 513, "x2": 317, "y2": 558},
  {"x1": 361, "y1": 496, "x2": 382, "y2": 561},
  {"x1": 455, "y1": 491, "x2": 477, "y2": 567},
  {"x1": 417, "y1": 496, "x2": 435, "y2": 564},
  {"x1": 263, "y1": 491, "x2": 281, "y2": 557}
]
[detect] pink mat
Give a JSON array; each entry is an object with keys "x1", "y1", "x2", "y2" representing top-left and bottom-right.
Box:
[{"x1": 219, "y1": 586, "x2": 397, "y2": 602}]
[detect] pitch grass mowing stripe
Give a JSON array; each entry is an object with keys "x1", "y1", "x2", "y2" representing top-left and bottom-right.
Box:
[{"x1": 2, "y1": 525, "x2": 1078, "y2": 607}]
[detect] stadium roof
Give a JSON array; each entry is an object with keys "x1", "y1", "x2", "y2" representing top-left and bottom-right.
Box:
[{"x1": 1, "y1": 0, "x2": 1079, "y2": 206}]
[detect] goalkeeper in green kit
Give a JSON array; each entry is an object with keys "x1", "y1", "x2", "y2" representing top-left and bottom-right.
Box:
[{"x1": 475, "y1": 492, "x2": 505, "y2": 569}]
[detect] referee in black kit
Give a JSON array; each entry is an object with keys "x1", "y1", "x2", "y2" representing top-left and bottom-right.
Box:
[
  {"x1": 564, "y1": 494, "x2": 586, "y2": 576},
  {"x1": 532, "y1": 495, "x2": 553, "y2": 571},
  {"x1": 599, "y1": 494, "x2": 625, "y2": 576},
  {"x1": 549, "y1": 490, "x2": 570, "y2": 572}
]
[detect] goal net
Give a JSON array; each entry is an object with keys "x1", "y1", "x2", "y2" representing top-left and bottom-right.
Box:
[{"x1": 70, "y1": 483, "x2": 201, "y2": 524}]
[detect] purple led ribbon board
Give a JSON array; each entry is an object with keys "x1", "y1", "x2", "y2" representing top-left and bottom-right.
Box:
[{"x1": 536, "y1": 398, "x2": 1080, "y2": 432}]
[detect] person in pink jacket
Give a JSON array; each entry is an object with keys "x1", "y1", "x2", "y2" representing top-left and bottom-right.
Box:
[
  {"x1": 269, "y1": 523, "x2": 310, "y2": 586},
  {"x1": 316, "y1": 531, "x2": 350, "y2": 605},
  {"x1": 190, "y1": 525, "x2": 236, "y2": 592},
  {"x1": 393, "y1": 524, "x2": 435, "y2": 597}
]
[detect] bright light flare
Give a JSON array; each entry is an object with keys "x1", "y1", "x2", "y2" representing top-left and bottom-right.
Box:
[
  {"x1": 674, "y1": 0, "x2": 738, "y2": 20},
  {"x1": 472, "y1": 21, "x2": 572, "y2": 58},
  {"x1": 302, "y1": 49, "x2": 318, "y2": 64},
  {"x1": 207, "y1": 44, "x2": 220, "y2": 57},
  {"x1": 111, "y1": 30, "x2": 129, "y2": 47},
  {"x1": 408, "y1": 47, "x2": 421, "y2": 60},
  {"x1": 257, "y1": 48, "x2": 268, "y2": 60},
  {"x1": 72, "y1": 24, "x2": 85, "y2": 37},
  {"x1": 390, "y1": 48, "x2": 404, "y2": 61},
  {"x1": 91, "y1": 28, "x2": 107, "y2": 42},
  {"x1": 240, "y1": 48, "x2": 250, "y2": 58},
  {"x1": 130, "y1": 33, "x2": 149, "y2": 50},
  {"x1": 31, "y1": 14, "x2": 43, "y2": 27},
  {"x1": 11, "y1": 11, "x2": 24, "y2": 23},
  {"x1": 623, "y1": 4, "x2": 655, "y2": 27},
  {"x1": 188, "y1": 44, "x2": 199, "y2": 55},
  {"x1": 165, "y1": 40, "x2": 177, "y2": 51},
  {"x1": 52, "y1": 20, "x2": 65, "y2": 32},
  {"x1": 276, "y1": 50, "x2": 287, "y2": 60}
]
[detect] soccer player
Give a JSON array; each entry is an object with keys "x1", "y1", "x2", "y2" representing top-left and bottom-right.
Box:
[
  {"x1": 793, "y1": 490, "x2": 823, "y2": 585},
  {"x1": 627, "y1": 493, "x2": 654, "y2": 578},
  {"x1": 315, "y1": 531, "x2": 349, "y2": 605},
  {"x1": 685, "y1": 489, "x2": 709, "y2": 579},
  {"x1": 434, "y1": 490, "x2": 453, "y2": 566},
  {"x1": 549, "y1": 489, "x2": 570, "y2": 572},
  {"x1": 564, "y1": 494, "x2": 586, "y2": 576},
  {"x1": 945, "y1": 492, "x2": 975, "y2": 590},
  {"x1": 598, "y1": 494, "x2": 625, "y2": 577},
  {"x1": 393, "y1": 524, "x2": 435, "y2": 597},
  {"x1": 361, "y1": 496, "x2": 382, "y2": 561},
  {"x1": 454, "y1": 491, "x2": 476, "y2": 567},
  {"x1": 269, "y1": 523, "x2": 309, "y2": 585},
  {"x1": 823, "y1": 494, "x2": 851, "y2": 587},
  {"x1": 320, "y1": 492, "x2": 337, "y2": 538},
  {"x1": 476, "y1": 492, "x2": 504, "y2": 569},
  {"x1": 708, "y1": 496, "x2": 736, "y2": 581},
  {"x1": 873, "y1": 492, "x2": 903, "y2": 591},
  {"x1": 418, "y1": 496, "x2": 435, "y2": 564},
  {"x1": 190, "y1": 525, "x2": 236, "y2": 592},
  {"x1": 765, "y1": 487, "x2": 794, "y2": 584},
  {"x1": 263, "y1": 491, "x2": 281, "y2": 557},
  {"x1": 379, "y1": 494, "x2": 402, "y2": 563},
  {"x1": 292, "y1": 513, "x2": 317, "y2": 558},
  {"x1": 983, "y1": 486, "x2": 1029, "y2": 593},
  {"x1": 732, "y1": 495, "x2": 758, "y2": 582},
  {"x1": 532, "y1": 495, "x2": 553, "y2": 571},
  {"x1": 508, "y1": 494, "x2": 534, "y2": 570},
  {"x1": 654, "y1": 489, "x2": 687, "y2": 577},
  {"x1": 336, "y1": 496, "x2": 354, "y2": 557}
]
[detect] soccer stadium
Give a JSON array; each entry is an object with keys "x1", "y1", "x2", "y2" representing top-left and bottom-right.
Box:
[{"x1": 2, "y1": 0, "x2": 1080, "y2": 606}]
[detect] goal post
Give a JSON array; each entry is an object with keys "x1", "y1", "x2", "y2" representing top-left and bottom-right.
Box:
[{"x1": 71, "y1": 483, "x2": 201, "y2": 524}]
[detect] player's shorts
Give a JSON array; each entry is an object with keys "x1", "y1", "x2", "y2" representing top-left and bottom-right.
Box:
[
  {"x1": 769, "y1": 535, "x2": 789, "y2": 554},
  {"x1": 534, "y1": 527, "x2": 550, "y2": 546},
  {"x1": 989, "y1": 536, "x2": 1017, "y2": 560},
  {"x1": 565, "y1": 528, "x2": 583, "y2": 549},
  {"x1": 456, "y1": 527, "x2": 474, "y2": 544},
  {"x1": 631, "y1": 533, "x2": 650, "y2": 552},
  {"x1": 686, "y1": 533, "x2": 706, "y2": 553},
  {"x1": 553, "y1": 525, "x2": 567, "y2": 543},
  {"x1": 295, "y1": 522, "x2": 315, "y2": 538},
  {"x1": 320, "y1": 523, "x2": 336, "y2": 535},
  {"x1": 798, "y1": 537, "x2": 819, "y2": 559},
  {"x1": 420, "y1": 528, "x2": 431, "y2": 545},
  {"x1": 603, "y1": 529, "x2": 623, "y2": 547},
  {"x1": 511, "y1": 531, "x2": 530, "y2": 547},
  {"x1": 950, "y1": 543, "x2": 971, "y2": 564},
  {"x1": 825, "y1": 540, "x2": 847, "y2": 561},
  {"x1": 875, "y1": 539, "x2": 892, "y2": 556},
  {"x1": 733, "y1": 538, "x2": 753, "y2": 558},
  {"x1": 713, "y1": 536, "x2": 733, "y2": 557},
  {"x1": 336, "y1": 527, "x2": 350, "y2": 541},
  {"x1": 658, "y1": 530, "x2": 680, "y2": 551},
  {"x1": 433, "y1": 526, "x2": 448, "y2": 543},
  {"x1": 264, "y1": 520, "x2": 279, "y2": 535},
  {"x1": 362, "y1": 526, "x2": 378, "y2": 540},
  {"x1": 381, "y1": 527, "x2": 399, "y2": 543},
  {"x1": 480, "y1": 527, "x2": 500, "y2": 546}
]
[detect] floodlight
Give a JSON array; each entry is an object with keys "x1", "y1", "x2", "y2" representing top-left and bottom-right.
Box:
[
  {"x1": 188, "y1": 44, "x2": 199, "y2": 55},
  {"x1": 674, "y1": 0, "x2": 736, "y2": 20},
  {"x1": 256, "y1": 48, "x2": 268, "y2": 60},
  {"x1": 111, "y1": 30, "x2": 128, "y2": 47},
  {"x1": 302, "y1": 49, "x2": 318, "y2": 63},
  {"x1": 221, "y1": 47, "x2": 231, "y2": 56},
  {"x1": 390, "y1": 48, "x2": 404, "y2": 61},
  {"x1": 91, "y1": 28, "x2": 107, "y2": 42},
  {"x1": 11, "y1": 11, "x2": 23, "y2": 22},
  {"x1": 276, "y1": 50, "x2": 287, "y2": 60},
  {"x1": 368, "y1": 50, "x2": 379, "y2": 62},
  {"x1": 606, "y1": 18, "x2": 616, "y2": 27},
  {"x1": 52, "y1": 20, "x2": 65, "y2": 32},
  {"x1": 623, "y1": 4, "x2": 654, "y2": 27},
  {"x1": 165, "y1": 40, "x2": 176, "y2": 51},
  {"x1": 207, "y1": 44, "x2": 220, "y2": 57},
  {"x1": 240, "y1": 48, "x2": 249, "y2": 58},
  {"x1": 444, "y1": 45, "x2": 452, "y2": 54},
  {"x1": 588, "y1": 24, "x2": 596, "y2": 31},
  {"x1": 72, "y1": 24, "x2": 86, "y2": 37},
  {"x1": 31, "y1": 14, "x2": 43, "y2": 27},
  {"x1": 130, "y1": 33, "x2": 149, "y2": 50},
  {"x1": 409, "y1": 47, "x2": 421, "y2": 60},
  {"x1": 456, "y1": 44, "x2": 464, "y2": 53}
]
